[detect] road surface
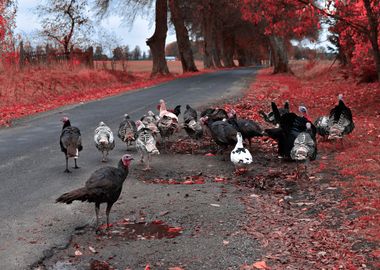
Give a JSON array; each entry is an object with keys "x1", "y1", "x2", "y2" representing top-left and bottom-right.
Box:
[{"x1": 0, "y1": 67, "x2": 259, "y2": 269}]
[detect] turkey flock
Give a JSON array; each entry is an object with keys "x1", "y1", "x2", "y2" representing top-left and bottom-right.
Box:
[{"x1": 57, "y1": 95, "x2": 354, "y2": 228}]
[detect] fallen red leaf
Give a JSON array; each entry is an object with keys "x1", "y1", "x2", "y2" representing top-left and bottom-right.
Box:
[
  {"x1": 167, "y1": 227, "x2": 183, "y2": 233},
  {"x1": 252, "y1": 260, "x2": 269, "y2": 269}
]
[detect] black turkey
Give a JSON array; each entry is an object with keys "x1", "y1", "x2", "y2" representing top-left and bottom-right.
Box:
[
  {"x1": 265, "y1": 103, "x2": 316, "y2": 159},
  {"x1": 200, "y1": 108, "x2": 228, "y2": 122},
  {"x1": 259, "y1": 100, "x2": 290, "y2": 125},
  {"x1": 314, "y1": 94, "x2": 355, "y2": 140},
  {"x1": 328, "y1": 94, "x2": 355, "y2": 139},
  {"x1": 60, "y1": 117, "x2": 83, "y2": 173},
  {"x1": 202, "y1": 116, "x2": 237, "y2": 158},
  {"x1": 56, "y1": 154, "x2": 134, "y2": 229},
  {"x1": 183, "y1": 105, "x2": 203, "y2": 140},
  {"x1": 227, "y1": 109, "x2": 264, "y2": 147}
]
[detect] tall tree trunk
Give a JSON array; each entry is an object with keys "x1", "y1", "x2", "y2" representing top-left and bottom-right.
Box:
[
  {"x1": 237, "y1": 48, "x2": 247, "y2": 67},
  {"x1": 146, "y1": 0, "x2": 169, "y2": 76},
  {"x1": 211, "y1": 18, "x2": 223, "y2": 68},
  {"x1": 202, "y1": 8, "x2": 215, "y2": 69},
  {"x1": 221, "y1": 30, "x2": 236, "y2": 68},
  {"x1": 269, "y1": 36, "x2": 291, "y2": 74},
  {"x1": 168, "y1": 0, "x2": 198, "y2": 73},
  {"x1": 363, "y1": 0, "x2": 380, "y2": 81}
]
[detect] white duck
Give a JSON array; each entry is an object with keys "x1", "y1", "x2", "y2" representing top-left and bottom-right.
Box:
[{"x1": 230, "y1": 132, "x2": 253, "y2": 172}]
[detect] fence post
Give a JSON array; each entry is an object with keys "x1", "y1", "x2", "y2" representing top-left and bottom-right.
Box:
[
  {"x1": 19, "y1": 41, "x2": 25, "y2": 69},
  {"x1": 87, "y1": 46, "x2": 94, "y2": 69}
]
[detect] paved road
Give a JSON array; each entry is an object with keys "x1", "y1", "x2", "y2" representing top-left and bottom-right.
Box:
[{"x1": 0, "y1": 67, "x2": 259, "y2": 269}]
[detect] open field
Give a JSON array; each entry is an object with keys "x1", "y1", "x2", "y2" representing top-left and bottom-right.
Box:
[{"x1": 94, "y1": 60, "x2": 206, "y2": 73}]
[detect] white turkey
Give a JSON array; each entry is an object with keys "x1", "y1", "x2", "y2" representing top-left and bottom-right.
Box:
[
  {"x1": 290, "y1": 122, "x2": 317, "y2": 178},
  {"x1": 118, "y1": 114, "x2": 137, "y2": 150},
  {"x1": 94, "y1": 121, "x2": 115, "y2": 162},
  {"x1": 60, "y1": 117, "x2": 83, "y2": 173},
  {"x1": 230, "y1": 132, "x2": 252, "y2": 173},
  {"x1": 141, "y1": 111, "x2": 160, "y2": 136},
  {"x1": 135, "y1": 121, "x2": 160, "y2": 170},
  {"x1": 158, "y1": 99, "x2": 179, "y2": 121}
]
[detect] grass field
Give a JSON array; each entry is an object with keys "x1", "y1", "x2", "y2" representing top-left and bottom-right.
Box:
[{"x1": 94, "y1": 60, "x2": 206, "y2": 73}]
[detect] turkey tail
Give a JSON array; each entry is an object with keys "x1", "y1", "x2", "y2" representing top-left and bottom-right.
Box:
[
  {"x1": 56, "y1": 187, "x2": 89, "y2": 204},
  {"x1": 271, "y1": 102, "x2": 281, "y2": 124}
]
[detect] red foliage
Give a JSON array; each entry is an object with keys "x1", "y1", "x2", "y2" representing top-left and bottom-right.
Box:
[
  {"x1": 223, "y1": 65, "x2": 380, "y2": 269},
  {"x1": 0, "y1": 68, "x2": 212, "y2": 127}
]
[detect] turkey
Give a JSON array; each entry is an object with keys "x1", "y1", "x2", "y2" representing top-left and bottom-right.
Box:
[
  {"x1": 290, "y1": 123, "x2": 317, "y2": 161},
  {"x1": 118, "y1": 114, "x2": 137, "y2": 150},
  {"x1": 56, "y1": 154, "x2": 134, "y2": 229},
  {"x1": 135, "y1": 121, "x2": 160, "y2": 170},
  {"x1": 259, "y1": 100, "x2": 290, "y2": 125},
  {"x1": 230, "y1": 132, "x2": 253, "y2": 173},
  {"x1": 158, "y1": 99, "x2": 179, "y2": 121},
  {"x1": 265, "y1": 103, "x2": 316, "y2": 159},
  {"x1": 183, "y1": 105, "x2": 204, "y2": 151},
  {"x1": 94, "y1": 121, "x2": 115, "y2": 162},
  {"x1": 290, "y1": 122, "x2": 317, "y2": 178},
  {"x1": 314, "y1": 115, "x2": 330, "y2": 139},
  {"x1": 227, "y1": 109, "x2": 264, "y2": 147},
  {"x1": 140, "y1": 111, "x2": 160, "y2": 137},
  {"x1": 157, "y1": 115, "x2": 179, "y2": 149},
  {"x1": 201, "y1": 116, "x2": 237, "y2": 158},
  {"x1": 314, "y1": 94, "x2": 355, "y2": 140},
  {"x1": 169, "y1": 105, "x2": 181, "y2": 117},
  {"x1": 60, "y1": 117, "x2": 83, "y2": 173},
  {"x1": 328, "y1": 94, "x2": 355, "y2": 140},
  {"x1": 141, "y1": 111, "x2": 160, "y2": 136},
  {"x1": 200, "y1": 107, "x2": 228, "y2": 122}
]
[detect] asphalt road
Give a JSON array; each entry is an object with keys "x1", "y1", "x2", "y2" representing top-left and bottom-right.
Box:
[{"x1": 0, "y1": 67, "x2": 259, "y2": 269}]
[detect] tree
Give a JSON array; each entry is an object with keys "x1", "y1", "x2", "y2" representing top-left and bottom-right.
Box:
[
  {"x1": 301, "y1": 0, "x2": 380, "y2": 81},
  {"x1": 0, "y1": 0, "x2": 17, "y2": 57},
  {"x1": 37, "y1": 0, "x2": 92, "y2": 59},
  {"x1": 131, "y1": 45, "x2": 142, "y2": 60},
  {"x1": 142, "y1": 51, "x2": 147, "y2": 59},
  {"x1": 168, "y1": 0, "x2": 198, "y2": 72},
  {"x1": 146, "y1": 0, "x2": 170, "y2": 75},
  {"x1": 241, "y1": 0, "x2": 319, "y2": 73},
  {"x1": 112, "y1": 46, "x2": 124, "y2": 60},
  {"x1": 123, "y1": 45, "x2": 130, "y2": 60},
  {"x1": 94, "y1": 46, "x2": 108, "y2": 60}
]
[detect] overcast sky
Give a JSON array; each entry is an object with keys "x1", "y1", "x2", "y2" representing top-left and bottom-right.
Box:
[{"x1": 15, "y1": 0, "x2": 176, "y2": 53}]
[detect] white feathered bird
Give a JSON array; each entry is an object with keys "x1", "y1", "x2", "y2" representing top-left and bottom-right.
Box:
[
  {"x1": 135, "y1": 120, "x2": 160, "y2": 170},
  {"x1": 230, "y1": 132, "x2": 253, "y2": 173},
  {"x1": 141, "y1": 110, "x2": 160, "y2": 136},
  {"x1": 158, "y1": 99, "x2": 179, "y2": 121},
  {"x1": 94, "y1": 121, "x2": 115, "y2": 162}
]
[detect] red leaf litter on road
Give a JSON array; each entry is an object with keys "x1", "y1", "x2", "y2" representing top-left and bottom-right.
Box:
[
  {"x1": 144, "y1": 264, "x2": 151, "y2": 270},
  {"x1": 223, "y1": 65, "x2": 380, "y2": 269}
]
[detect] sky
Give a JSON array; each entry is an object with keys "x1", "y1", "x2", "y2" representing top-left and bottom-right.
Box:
[{"x1": 15, "y1": 0, "x2": 176, "y2": 54}]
